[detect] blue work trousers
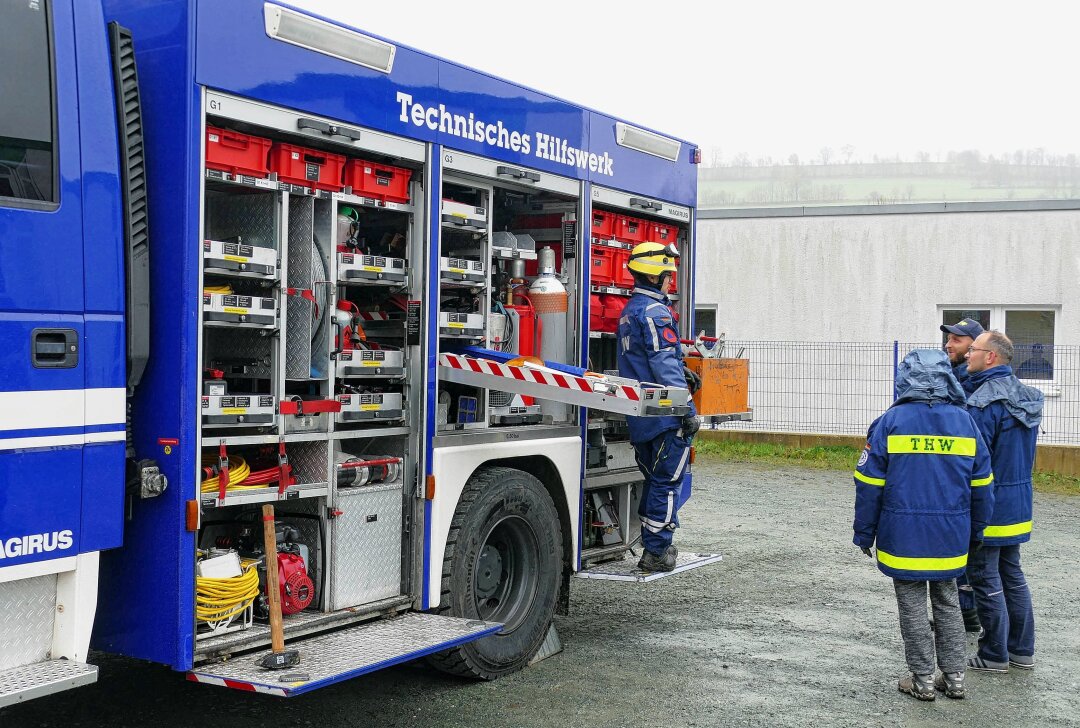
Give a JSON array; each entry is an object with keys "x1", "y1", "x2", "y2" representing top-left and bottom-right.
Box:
[
  {"x1": 968, "y1": 544, "x2": 1035, "y2": 663},
  {"x1": 633, "y1": 429, "x2": 693, "y2": 554},
  {"x1": 957, "y1": 570, "x2": 975, "y2": 612}
]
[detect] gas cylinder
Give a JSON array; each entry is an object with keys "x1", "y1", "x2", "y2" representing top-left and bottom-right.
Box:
[{"x1": 528, "y1": 247, "x2": 568, "y2": 421}]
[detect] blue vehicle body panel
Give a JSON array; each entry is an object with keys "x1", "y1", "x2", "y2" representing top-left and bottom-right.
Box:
[
  {"x1": 0, "y1": 0, "x2": 87, "y2": 568},
  {"x1": 86, "y1": 0, "x2": 696, "y2": 673},
  {"x1": 95, "y1": 0, "x2": 199, "y2": 670},
  {"x1": 193, "y1": 1, "x2": 696, "y2": 207}
]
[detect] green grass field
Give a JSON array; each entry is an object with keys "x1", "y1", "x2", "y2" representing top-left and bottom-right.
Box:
[
  {"x1": 695, "y1": 439, "x2": 1080, "y2": 496},
  {"x1": 697, "y1": 175, "x2": 1072, "y2": 208}
]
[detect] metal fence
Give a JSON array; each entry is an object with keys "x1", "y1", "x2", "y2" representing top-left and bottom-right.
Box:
[{"x1": 712, "y1": 341, "x2": 1080, "y2": 446}]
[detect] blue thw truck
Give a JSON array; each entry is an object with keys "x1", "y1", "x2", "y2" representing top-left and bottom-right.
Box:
[{"x1": 0, "y1": 0, "x2": 719, "y2": 705}]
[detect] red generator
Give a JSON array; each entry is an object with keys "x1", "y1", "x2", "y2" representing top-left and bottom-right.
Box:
[
  {"x1": 205, "y1": 126, "x2": 272, "y2": 178},
  {"x1": 269, "y1": 142, "x2": 346, "y2": 191}
]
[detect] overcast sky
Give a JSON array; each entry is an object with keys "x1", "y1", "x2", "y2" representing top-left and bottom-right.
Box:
[{"x1": 289, "y1": 0, "x2": 1077, "y2": 162}]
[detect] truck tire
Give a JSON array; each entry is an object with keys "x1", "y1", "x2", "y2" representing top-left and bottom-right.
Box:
[{"x1": 428, "y1": 466, "x2": 562, "y2": 680}]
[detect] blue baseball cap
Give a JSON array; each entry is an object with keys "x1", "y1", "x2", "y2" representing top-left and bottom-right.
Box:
[{"x1": 940, "y1": 318, "x2": 984, "y2": 339}]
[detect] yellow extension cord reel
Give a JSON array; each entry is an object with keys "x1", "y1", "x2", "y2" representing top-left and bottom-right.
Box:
[{"x1": 195, "y1": 560, "x2": 260, "y2": 624}]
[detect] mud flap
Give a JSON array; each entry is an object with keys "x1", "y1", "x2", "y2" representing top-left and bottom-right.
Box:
[
  {"x1": 187, "y1": 613, "x2": 500, "y2": 697},
  {"x1": 575, "y1": 552, "x2": 723, "y2": 583},
  {"x1": 0, "y1": 659, "x2": 98, "y2": 708}
]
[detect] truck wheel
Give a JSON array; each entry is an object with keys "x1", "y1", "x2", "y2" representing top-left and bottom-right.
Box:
[{"x1": 429, "y1": 466, "x2": 562, "y2": 680}]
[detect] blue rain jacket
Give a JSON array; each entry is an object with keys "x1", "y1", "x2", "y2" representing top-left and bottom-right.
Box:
[
  {"x1": 853, "y1": 349, "x2": 994, "y2": 580},
  {"x1": 616, "y1": 283, "x2": 695, "y2": 444},
  {"x1": 966, "y1": 365, "x2": 1043, "y2": 545}
]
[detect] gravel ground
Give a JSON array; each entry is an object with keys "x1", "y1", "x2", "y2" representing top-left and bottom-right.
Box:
[{"x1": 4, "y1": 459, "x2": 1079, "y2": 727}]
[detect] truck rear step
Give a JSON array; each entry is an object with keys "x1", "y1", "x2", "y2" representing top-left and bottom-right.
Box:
[
  {"x1": 576, "y1": 552, "x2": 723, "y2": 583},
  {"x1": 0, "y1": 659, "x2": 98, "y2": 708},
  {"x1": 187, "y1": 613, "x2": 500, "y2": 696}
]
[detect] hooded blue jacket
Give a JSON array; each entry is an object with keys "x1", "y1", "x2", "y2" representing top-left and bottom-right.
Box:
[
  {"x1": 965, "y1": 365, "x2": 1043, "y2": 545},
  {"x1": 616, "y1": 283, "x2": 695, "y2": 444},
  {"x1": 853, "y1": 349, "x2": 994, "y2": 580}
]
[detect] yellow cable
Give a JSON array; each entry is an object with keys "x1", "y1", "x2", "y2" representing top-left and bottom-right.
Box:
[
  {"x1": 204, "y1": 284, "x2": 234, "y2": 295},
  {"x1": 196, "y1": 564, "x2": 261, "y2": 623},
  {"x1": 199, "y1": 454, "x2": 267, "y2": 492}
]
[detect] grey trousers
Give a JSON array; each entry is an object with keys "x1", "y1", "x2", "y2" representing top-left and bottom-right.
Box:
[{"x1": 893, "y1": 578, "x2": 966, "y2": 675}]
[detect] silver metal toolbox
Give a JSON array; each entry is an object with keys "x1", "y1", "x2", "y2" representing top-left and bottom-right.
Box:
[{"x1": 330, "y1": 483, "x2": 403, "y2": 609}]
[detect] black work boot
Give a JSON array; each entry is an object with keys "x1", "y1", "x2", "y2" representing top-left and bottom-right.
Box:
[
  {"x1": 961, "y1": 607, "x2": 981, "y2": 633},
  {"x1": 637, "y1": 546, "x2": 676, "y2": 572}
]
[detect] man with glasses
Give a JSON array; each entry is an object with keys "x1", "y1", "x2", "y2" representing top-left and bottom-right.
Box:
[{"x1": 964, "y1": 330, "x2": 1044, "y2": 673}]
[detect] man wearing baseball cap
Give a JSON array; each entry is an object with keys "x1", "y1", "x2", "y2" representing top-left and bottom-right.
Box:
[
  {"x1": 939, "y1": 317, "x2": 986, "y2": 636},
  {"x1": 940, "y1": 318, "x2": 985, "y2": 389}
]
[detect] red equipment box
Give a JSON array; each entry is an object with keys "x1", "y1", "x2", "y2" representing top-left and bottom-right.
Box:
[
  {"x1": 591, "y1": 210, "x2": 617, "y2": 240},
  {"x1": 614, "y1": 215, "x2": 647, "y2": 244},
  {"x1": 205, "y1": 126, "x2": 272, "y2": 178},
  {"x1": 343, "y1": 159, "x2": 412, "y2": 204},
  {"x1": 269, "y1": 142, "x2": 346, "y2": 191},
  {"x1": 614, "y1": 248, "x2": 636, "y2": 289},
  {"x1": 647, "y1": 221, "x2": 679, "y2": 244},
  {"x1": 590, "y1": 247, "x2": 617, "y2": 286}
]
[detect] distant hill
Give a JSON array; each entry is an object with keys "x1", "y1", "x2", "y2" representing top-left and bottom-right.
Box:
[{"x1": 698, "y1": 158, "x2": 1080, "y2": 208}]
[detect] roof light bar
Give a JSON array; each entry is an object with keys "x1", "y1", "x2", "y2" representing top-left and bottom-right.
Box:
[
  {"x1": 264, "y1": 3, "x2": 396, "y2": 74},
  {"x1": 615, "y1": 122, "x2": 682, "y2": 162}
]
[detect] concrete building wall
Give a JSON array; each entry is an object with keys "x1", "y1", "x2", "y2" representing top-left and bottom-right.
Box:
[
  {"x1": 693, "y1": 202, "x2": 1080, "y2": 445},
  {"x1": 695, "y1": 205, "x2": 1080, "y2": 344}
]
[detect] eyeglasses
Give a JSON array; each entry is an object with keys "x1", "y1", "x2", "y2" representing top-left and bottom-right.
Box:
[{"x1": 967, "y1": 347, "x2": 993, "y2": 354}]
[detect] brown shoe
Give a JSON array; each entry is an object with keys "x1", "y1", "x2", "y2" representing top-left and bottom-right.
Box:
[
  {"x1": 898, "y1": 673, "x2": 936, "y2": 701},
  {"x1": 934, "y1": 671, "x2": 965, "y2": 699}
]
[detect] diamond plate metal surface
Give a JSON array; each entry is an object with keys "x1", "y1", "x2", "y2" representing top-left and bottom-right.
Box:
[
  {"x1": 288, "y1": 440, "x2": 327, "y2": 485},
  {"x1": 575, "y1": 552, "x2": 723, "y2": 583},
  {"x1": 204, "y1": 327, "x2": 275, "y2": 380},
  {"x1": 0, "y1": 576, "x2": 56, "y2": 670},
  {"x1": 331, "y1": 484, "x2": 403, "y2": 609},
  {"x1": 206, "y1": 192, "x2": 277, "y2": 250},
  {"x1": 286, "y1": 197, "x2": 315, "y2": 380},
  {"x1": 0, "y1": 659, "x2": 97, "y2": 708},
  {"x1": 190, "y1": 613, "x2": 498, "y2": 695}
]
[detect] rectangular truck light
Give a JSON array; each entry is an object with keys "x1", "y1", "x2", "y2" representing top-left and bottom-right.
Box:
[{"x1": 264, "y1": 3, "x2": 396, "y2": 74}]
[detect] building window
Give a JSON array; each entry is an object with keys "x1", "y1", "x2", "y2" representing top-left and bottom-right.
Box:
[
  {"x1": 694, "y1": 305, "x2": 718, "y2": 338},
  {"x1": 0, "y1": 0, "x2": 55, "y2": 204},
  {"x1": 1008, "y1": 310, "x2": 1055, "y2": 380},
  {"x1": 939, "y1": 306, "x2": 1057, "y2": 381}
]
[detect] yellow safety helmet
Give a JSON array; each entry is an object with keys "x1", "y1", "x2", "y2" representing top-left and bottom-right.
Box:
[{"x1": 626, "y1": 241, "x2": 680, "y2": 277}]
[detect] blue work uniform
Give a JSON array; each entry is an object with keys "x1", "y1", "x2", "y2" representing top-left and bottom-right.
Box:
[
  {"x1": 853, "y1": 350, "x2": 994, "y2": 581},
  {"x1": 617, "y1": 283, "x2": 696, "y2": 554},
  {"x1": 965, "y1": 364, "x2": 1043, "y2": 665}
]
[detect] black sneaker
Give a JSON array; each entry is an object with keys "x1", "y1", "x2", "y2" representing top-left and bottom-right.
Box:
[
  {"x1": 962, "y1": 608, "x2": 982, "y2": 633},
  {"x1": 637, "y1": 547, "x2": 676, "y2": 572},
  {"x1": 934, "y1": 671, "x2": 965, "y2": 699},
  {"x1": 898, "y1": 673, "x2": 936, "y2": 701}
]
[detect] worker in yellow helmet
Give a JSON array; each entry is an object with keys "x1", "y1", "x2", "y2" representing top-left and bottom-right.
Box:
[{"x1": 616, "y1": 241, "x2": 700, "y2": 572}]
